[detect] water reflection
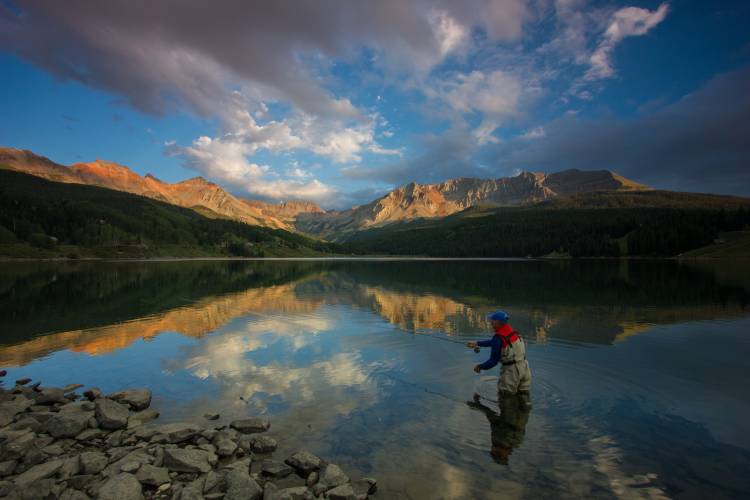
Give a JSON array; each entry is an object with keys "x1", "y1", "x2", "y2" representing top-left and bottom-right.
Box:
[{"x1": 0, "y1": 260, "x2": 749, "y2": 499}]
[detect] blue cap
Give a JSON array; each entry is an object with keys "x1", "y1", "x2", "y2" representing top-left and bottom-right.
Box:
[{"x1": 488, "y1": 310, "x2": 509, "y2": 323}]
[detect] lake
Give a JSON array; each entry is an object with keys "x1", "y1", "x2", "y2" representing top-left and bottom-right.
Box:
[{"x1": 1, "y1": 259, "x2": 749, "y2": 499}]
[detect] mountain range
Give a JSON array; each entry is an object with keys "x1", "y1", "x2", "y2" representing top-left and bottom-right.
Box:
[{"x1": 1, "y1": 147, "x2": 654, "y2": 239}]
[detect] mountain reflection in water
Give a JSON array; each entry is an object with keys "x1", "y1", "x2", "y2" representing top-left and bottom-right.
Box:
[{"x1": 1, "y1": 259, "x2": 749, "y2": 499}]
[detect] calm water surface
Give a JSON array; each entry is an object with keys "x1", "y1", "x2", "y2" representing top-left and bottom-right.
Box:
[{"x1": 1, "y1": 259, "x2": 749, "y2": 499}]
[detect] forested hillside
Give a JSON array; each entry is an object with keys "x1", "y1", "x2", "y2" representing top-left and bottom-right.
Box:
[
  {"x1": 0, "y1": 170, "x2": 343, "y2": 258},
  {"x1": 345, "y1": 204, "x2": 750, "y2": 258}
]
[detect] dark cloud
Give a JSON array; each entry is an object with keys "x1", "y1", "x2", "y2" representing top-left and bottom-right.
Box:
[
  {"x1": 487, "y1": 67, "x2": 750, "y2": 195},
  {"x1": 342, "y1": 127, "x2": 486, "y2": 186},
  {"x1": 0, "y1": 0, "x2": 527, "y2": 122}
]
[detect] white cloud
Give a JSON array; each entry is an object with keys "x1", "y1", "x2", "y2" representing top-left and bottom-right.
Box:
[
  {"x1": 520, "y1": 126, "x2": 546, "y2": 139},
  {"x1": 586, "y1": 3, "x2": 669, "y2": 80},
  {"x1": 429, "y1": 10, "x2": 469, "y2": 58}
]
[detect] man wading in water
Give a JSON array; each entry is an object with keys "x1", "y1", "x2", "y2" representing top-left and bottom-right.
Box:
[{"x1": 466, "y1": 310, "x2": 532, "y2": 408}]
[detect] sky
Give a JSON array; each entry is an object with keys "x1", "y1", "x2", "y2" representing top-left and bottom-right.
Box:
[{"x1": 1, "y1": 0, "x2": 749, "y2": 209}]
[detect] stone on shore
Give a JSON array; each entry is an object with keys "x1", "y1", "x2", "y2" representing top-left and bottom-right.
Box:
[
  {"x1": 249, "y1": 435, "x2": 278, "y2": 453},
  {"x1": 261, "y1": 460, "x2": 293, "y2": 478},
  {"x1": 136, "y1": 464, "x2": 170, "y2": 486},
  {"x1": 98, "y1": 472, "x2": 144, "y2": 500},
  {"x1": 82, "y1": 388, "x2": 101, "y2": 401},
  {"x1": 95, "y1": 398, "x2": 129, "y2": 430},
  {"x1": 127, "y1": 409, "x2": 160, "y2": 429},
  {"x1": 109, "y1": 389, "x2": 152, "y2": 411},
  {"x1": 13, "y1": 458, "x2": 64, "y2": 485},
  {"x1": 47, "y1": 411, "x2": 92, "y2": 438},
  {"x1": 163, "y1": 448, "x2": 212, "y2": 473},
  {"x1": 351, "y1": 478, "x2": 377, "y2": 498},
  {"x1": 230, "y1": 417, "x2": 270, "y2": 434},
  {"x1": 156, "y1": 422, "x2": 201, "y2": 443},
  {"x1": 15, "y1": 378, "x2": 32, "y2": 386},
  {"x1": 204, "y1": 412, "x2": 220, "y2": 420},
  {"x1": 80, "y1": 451, "x2": 109, "y2": 475},
  {"x1": 319, "y1": 463, "x2": 349, "y2": 491},
  {"x1": 34, "y1": 387, "x2": 68, "y2": 405},
  {"x1": 327, "y1": 483, "x2": 357, "y2": 500},
  {"x1": 224, "y1": 468, "x2": 263, "y2": 500},
  {"x1": 285, "y1": 450, "x2": 322, "y2": 475}
]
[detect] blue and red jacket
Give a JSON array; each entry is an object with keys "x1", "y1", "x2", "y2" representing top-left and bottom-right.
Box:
[{"x1": 476, "y1": 323, "x2": 520, "y2": 371}]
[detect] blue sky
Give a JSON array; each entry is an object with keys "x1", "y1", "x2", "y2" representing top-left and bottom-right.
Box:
[{"x1": 1, "y1": 0, "x2": 749, "y2": 208}]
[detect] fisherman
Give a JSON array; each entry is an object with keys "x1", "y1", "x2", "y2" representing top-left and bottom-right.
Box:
[{"x1": 467, "y1": 310, "x2": 532, "y2": 407}]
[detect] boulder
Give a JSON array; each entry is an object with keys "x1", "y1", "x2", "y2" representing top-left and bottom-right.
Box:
[
  {"x1": 58, "y1": 401, "x2": 94, "y2": 413},
  {"x1": 156, "y1": 422, "x2": 201, "y2": 443},
  {"x1": 269, "y1": 486, "x2": 309, "y2": 500},
  {"x1": 285, "y1": 451, "x2": 322, "y2": 475},
  {"x1": 319, "y1": 464, "x2": 349, "y2": 491},
  {"x1": 34, "y1": 387, "x2": 68, "y2": 405},
  {"x1": 127, "y1": 409, "x2": 160, "y2": 429},
  {"x1": 98, "y1": 473, "x2": 144, "y2": 500},
  {"x1": 204, "y1": 413, "x2": 220, "y2": 421},
  {"x1": 47, "y1": 411, "x2": 93, "y2": 438},
  {"x1": 0, "y1": 460, "x2": 17, "y2": 477},
  {"x1": 327, "y1": 484, "x2": 357, "y2": 500},
  {"x1": 120, "y1": 461, "x2": 141, "y2": 473},
  {"x1": 13, "y1": 458, "x2": 64, "y2": 486},
  {"x1": 249, "y1": 435, "x2": 277, "y2": 453},
  {"x1": 351, "y1": 478, "x2": 377, "y2": 498},
  {"x1": 59, "y1": 488, "x2": 90, "y2": 500},
  {"x1": 80, "y1": 451, "x2": 109, "y2": 475},
  {"x1": 95, "y1": 398, "x2": 129, "y2": 430},
  {"x1": 163, "y1": 448, "x2": 212, "y2": 473},
  {"x1": 230, "y1": 417, "x2": 270, "y2": 434},
  {"x1": 260, "y1": 460, "x2": 293, "y2": 478},
  {"x1": 224, "y1": 468, "x2": 263, "y2": 500},
  {"x1": 136, "y1": 464, "x2": 170, "y2": 486},
  {"x1": 109, "y1": 389, "x2": 152, "y2": 411},
  {"x1": 15, "y1": 378, "x2": 32, "y2": 386},
  {"x1": 2, "y1": 430, "x2": 36, "y2": 460},
  {"x1": 0, "y1": 395, "x2": 33, "y2": 427},
  {"x1": 213, "y1": 433, "x2": 238, "y2": 457}
]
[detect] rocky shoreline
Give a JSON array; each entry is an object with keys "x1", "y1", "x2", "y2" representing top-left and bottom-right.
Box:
[{"x1": 0, "y1": 374, "x2": 376, "y2": 500}]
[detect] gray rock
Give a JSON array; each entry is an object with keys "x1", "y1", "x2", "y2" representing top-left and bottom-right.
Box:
[
  {"x1": 327, "y1": 484, "x2": 357, "y2": 500},
  {"x1": 74, "y1": 428, "x2": 105, "y2": 441},
  {"x1": 62, "y1": 383, "x2": 84, "y2": 393},
  {"x1": 230, "y1": 417, "x2": 270, "y2": 434},
  {"x1": 179, "y1": 481, "x2": 205, "y2": 500},
  {"x1": 41, "y1": 443, "x2": 65, "y2": 456},
  {"x1": 225, "y1": 468, "x2": 263, "y2": 500},
  {"x1": 261, "y1": 460, "x2": 293, "y2": 478},
  {"x1": 163, "y1": 448, "x2": 212, "y2": 473},
  {"x1": 249, "y1": 435, "x2": 278, "y2": 453},
  {"x1": 157, "y1": 422, "x2": 201, "y2": 443},
  {"x1": 306, "y1": 471, "x2": 318, "y2": 487},
  {"x1": 351, "y1": 478, "x2": 377, "y2": 498},
  {"x1": 213, "y1": 433, "x2": 238, "y2": 457},
  {"x1": 136, "y1": 463, "x2": 170, "y2": 486},
  {"x1": 15, "y1": 378, "x2": 32, "y2": 386},
  {"x1": 95, "y1": 398, "x2": 129, "y2": 430},
  {"x1": 1, "y1": 430, "x2": 36, "y2": 460},
  {"x1": 105, "y1": 430, "x2": 124, "y2": 447},
  {"x1": 267, "y1": 486, "x2": 309, "y2": 500},
  {"x1": 98, "y1": 473, "x2": 145, "y2": 500},
  {"x1": 13, "y1": 458, "x2": 64, "y2": 486},
  {"x1": 59, "y1": 456, "x2": 81, "y2": 480},
  {"x1": 204, "y1": 413, "x2": 220, "y2": 421},
  {"x1": 60, "y1": 488, "x2": 91, "y2": 500},
  {"x1": 127, "y1": 409, "x2": 160, "y2": 429},
  {"x1": 121, "y1": 461, "x2": 141, "y2": 473},
  {"x1": 7, "y1": 416, "x2": 44, "y2": 433},
  {"x1": 58, "y1": 401, "x2": 94, "y2": 413},
  {"x1": 80, "y1": 451, "x2": 109, "y2": 475},
  {"x1": 109, "y1": 389, "x2": 152, "y2": 411},
  {"x1": 319, "y1": 464, "x2": 349, "y2": 491},
  {"x1": 34, "y1": 387, "x2": 68, "y2": 405},
  {"x1": 48, "y1": 411, "x2": 93, "y2": 438},
  {"x1": 67, "y1": 474, "x2": 95, "y2": 490},
  {"x1": 222, "y1": 457, "x2": 252, "y2": 472},
  {"x1": 203, "y1": 470, "x2": 222, "y2": 493},
  {"x1": 284, "y1": 451, "x2": 322, "y2": 475},
  {"x1": 0, "y1": 460, "x2": 16, "y2": 477}
]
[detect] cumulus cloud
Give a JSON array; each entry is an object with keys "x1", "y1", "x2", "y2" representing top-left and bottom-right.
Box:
[
  {"x1": 585, "y1": 2, "x2": 669, "y2": 80},
  {"x1": 487, "y1": 67, "x2": 750, "y2": 195}
]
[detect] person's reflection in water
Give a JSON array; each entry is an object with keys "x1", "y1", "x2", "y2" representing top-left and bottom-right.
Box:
[{"x1": 467, "y1": 392, "x2": 531, "y2": 465}]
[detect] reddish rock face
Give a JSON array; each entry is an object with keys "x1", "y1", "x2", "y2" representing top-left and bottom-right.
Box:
[{"x1": 0, "y1": 148, "x2": 324, "y2": 230}]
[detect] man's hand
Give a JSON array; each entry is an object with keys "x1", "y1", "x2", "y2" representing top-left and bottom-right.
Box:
[
  {"x1": 466, "y1": 341, "x2": 477, "y2": 349},
  {"x1": 473, "y1": 364, "x2": 481, "y2": 373}
]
